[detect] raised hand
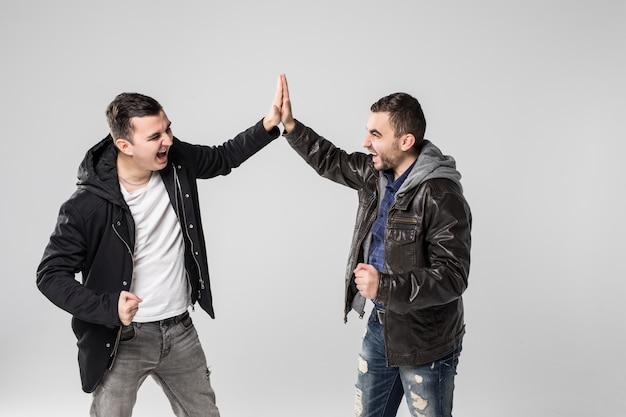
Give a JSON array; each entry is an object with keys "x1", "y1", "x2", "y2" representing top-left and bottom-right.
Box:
[
  {"x1": 279, "y1": 74, "x2": 296, "y2": 133},
  {"x1": 263, "y1": 74, "x2": 284, "y2": 131}
]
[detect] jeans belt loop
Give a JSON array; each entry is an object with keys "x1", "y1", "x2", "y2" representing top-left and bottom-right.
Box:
[{"x1": 376, "y1": 309, "x2": 385, "y2": 324}]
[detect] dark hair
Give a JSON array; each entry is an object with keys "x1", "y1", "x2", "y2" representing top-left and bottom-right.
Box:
[
  {"x1": 370, "y1": 92, "x2": 426, "y2": 149},
  {"x1": 105, "y1": 92, "x2": 163, "y2": 141}
]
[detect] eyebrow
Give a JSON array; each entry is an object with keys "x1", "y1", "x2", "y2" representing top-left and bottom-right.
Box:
[
  {"x1": 368, "y1": 128, "x2": 382, "y2": 136},
  {"x1": 147, "y1": 121, "x2": 172, "y2": 140}
]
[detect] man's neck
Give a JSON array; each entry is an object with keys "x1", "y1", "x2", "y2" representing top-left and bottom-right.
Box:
[
  {"x1": 393, "y1": 154, "x2": 418, "y2": 181},
  {"x1": 117, "y1": 155, "x2": 152, "y2": 191}
]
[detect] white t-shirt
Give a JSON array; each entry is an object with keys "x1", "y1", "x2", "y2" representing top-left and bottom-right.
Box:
[{"x1": 120, "y1": 172, "x2": 190, "y2": 322}]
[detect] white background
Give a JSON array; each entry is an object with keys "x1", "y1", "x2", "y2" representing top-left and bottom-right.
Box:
[{"x1": 1, "y1": 1, "x2": 624, "y2": 416}]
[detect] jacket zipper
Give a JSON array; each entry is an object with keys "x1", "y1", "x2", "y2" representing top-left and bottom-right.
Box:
[
  {"x1": 109, "y1": 218, "x2": 134, "y2": 368},
  {"x1": 172, "y1": 165, "x2": 205, "y2": 300},
  {"x1": 346, "y1": 190, "x2": 379, "y2": 321}
]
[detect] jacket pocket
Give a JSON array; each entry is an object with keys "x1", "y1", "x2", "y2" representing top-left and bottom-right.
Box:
[
  {"x1": 387, "y1": 215, "x2": 419, "y2": 268},
  {"x1": 387, "y1": 215, "x2": 417, "y2": 244}
]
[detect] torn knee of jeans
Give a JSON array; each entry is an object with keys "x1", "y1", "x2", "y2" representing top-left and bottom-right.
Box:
[
  {"x1": 205, "y1": 367, "x2": 211, "y2": 380},
  {"x1": 409, "y1": 391, "x2": 428, "y2": 412},
  {"x1": 357, "y1": 355, "x2": 368, "y2": 374},
  {"x1": 354, "y1": 388, "x2": 363, "y2": 416}
]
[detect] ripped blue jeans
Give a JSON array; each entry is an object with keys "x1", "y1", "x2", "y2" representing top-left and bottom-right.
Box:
[{"x1": 355, "y1": 309, "x2": 461, "y2": 417}]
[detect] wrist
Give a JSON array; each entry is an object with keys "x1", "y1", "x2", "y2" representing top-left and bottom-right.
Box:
[
  {"x1": 283, "y1": 119, "x2": 296, "y2": 134},
  {"x1": 262, "y1": 117, "x2": 276, "y2": 132}
]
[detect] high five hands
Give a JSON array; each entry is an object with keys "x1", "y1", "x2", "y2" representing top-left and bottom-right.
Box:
[
  {"x1": 263, "y1": 74, "x2": 296, "y2": 133},
  {"x1": 267, "y1": 74, "x2": 380, "y2": 300}
]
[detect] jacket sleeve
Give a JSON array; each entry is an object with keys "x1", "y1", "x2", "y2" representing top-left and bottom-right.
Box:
[
  {"x1": 375, "y1": 181, "x2": 472, "y2": 313},
  {"x1": 36, "y1": 201, "x2": 122, "y2": 327},
  {"x1": 284, "y1": 120, "x2": 373, "y2": 190},
  {"x1": 183, "y1": 119, "x2": 280, "y2": 179}
]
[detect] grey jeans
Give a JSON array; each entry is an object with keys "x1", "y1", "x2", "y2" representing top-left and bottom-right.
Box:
[{"x1": 90, "y1": 312, "x2": 220, "y2": 417}]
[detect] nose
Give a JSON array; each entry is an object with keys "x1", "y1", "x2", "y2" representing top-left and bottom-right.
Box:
[
  {"x1": 162, "y1": 131, "x2": 173, "y2": 146},
  {"x1": 362, "y1": 134, "x2": 372, "y2": 149}
]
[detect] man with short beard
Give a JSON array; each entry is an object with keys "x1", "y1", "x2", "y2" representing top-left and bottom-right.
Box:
[{"x1": 278, "y1": 74, "x2": 472, "y2": 417}]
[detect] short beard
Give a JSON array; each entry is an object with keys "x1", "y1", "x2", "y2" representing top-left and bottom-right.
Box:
[{"x1": 375, "y1": 140, "x2": 402, "y2": 172}]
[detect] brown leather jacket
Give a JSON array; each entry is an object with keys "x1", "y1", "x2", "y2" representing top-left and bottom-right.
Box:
[{"x1": 285, "y1": 120, "x2": 472, "y2": 366}]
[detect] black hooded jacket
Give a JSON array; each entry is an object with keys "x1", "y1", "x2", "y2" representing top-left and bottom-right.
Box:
[{"x1": 37, "y1": 120, "x2": 279, "y2": 393}]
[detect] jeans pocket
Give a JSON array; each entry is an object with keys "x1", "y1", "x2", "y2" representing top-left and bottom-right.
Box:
[
  {"x1": 181, "y1": 313, "x2": 193, "y2": 329},
  {"x1": 441, "y1": 344, "x2": 462, "y2": 371},
  {"x1": 119, "y1": 324, "x2": 136, "y2": 342}
]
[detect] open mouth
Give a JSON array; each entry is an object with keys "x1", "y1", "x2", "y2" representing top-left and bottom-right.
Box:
[{"x1": 157, "y1": 150, "x2": 168, "y2": 162}]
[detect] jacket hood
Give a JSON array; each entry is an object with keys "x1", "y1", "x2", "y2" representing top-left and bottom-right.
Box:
[
  {"x1": 76, "y1": 135, "x2": 126, "y2": 205},
  {"x1": 398, "y1": 140, "x2": 463, "y2": 194}
]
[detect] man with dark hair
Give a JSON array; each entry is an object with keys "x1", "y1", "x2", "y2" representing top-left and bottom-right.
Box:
[
  {"x1": 278, "y1": 75, "x2": 472, "y2": 417},
  {"x1": 37, "y1": 80, "x2": 283, "y2": 416}
]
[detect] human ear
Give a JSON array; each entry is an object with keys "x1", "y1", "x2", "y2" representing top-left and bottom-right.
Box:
[
  {"x1": 400, "y1": 134, "x2": 416, "y2": 152},
  {"x1": 115, "y1": 138, "x2": 133, "y2": 155}
]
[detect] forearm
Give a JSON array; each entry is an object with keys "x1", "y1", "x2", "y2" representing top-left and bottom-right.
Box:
[
  {"x1": 193, "y1": 119, "x2": 280, "y2": 178},
  {"x1": 37, "y1": 269, "x2": 122, "y2": 326},
  {"x1": 375, "y1": 265, "x2": 468, "y2": 313},
  {"x1": 283, "y1": 120, "x2": 371, "y2": 189},
  {"x1": 37, "y1": 209, "x2": 123, "y2": 327}
]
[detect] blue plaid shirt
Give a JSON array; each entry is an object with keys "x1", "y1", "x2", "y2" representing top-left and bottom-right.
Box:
[{"x1": 368, "y1": 160, "x2": 416, "y2": 308}]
